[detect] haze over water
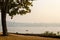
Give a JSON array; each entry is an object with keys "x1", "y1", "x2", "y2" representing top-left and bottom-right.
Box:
[
  {"x1": 0, "y1": 23, "x2": 60, "y2": 34},
  {"x1": 7, "y1": 23, "x2": 60, "y2": 34}
]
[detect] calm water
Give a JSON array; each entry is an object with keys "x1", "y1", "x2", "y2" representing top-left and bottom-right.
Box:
[
  {"x1": 7, "y1": 26, "x2": 60, "y2": 34},
  {"x1": 6, "y1": 26, "x2": 60, "y2": 34},
  {"x1": 0, "y1": 23, "x2": 60, "y2": 34}
]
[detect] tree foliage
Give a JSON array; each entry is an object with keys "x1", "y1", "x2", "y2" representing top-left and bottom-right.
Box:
[{"x1": 0, "y1": 0, "x2": 33, "y2": 19}]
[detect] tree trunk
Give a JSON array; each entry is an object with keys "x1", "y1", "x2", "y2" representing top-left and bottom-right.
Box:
[{"x1": 1, "y1": 8, "x2": 8, "y2": 36}]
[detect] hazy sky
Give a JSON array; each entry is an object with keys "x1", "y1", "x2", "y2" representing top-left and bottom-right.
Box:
[{"x1": 6, "y1": 0, "x2": 60, "y2": 23}]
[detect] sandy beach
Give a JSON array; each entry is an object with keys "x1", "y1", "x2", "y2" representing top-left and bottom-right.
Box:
[{"x1": 0, "y1": 34, "x2": 60, "y2": 40}]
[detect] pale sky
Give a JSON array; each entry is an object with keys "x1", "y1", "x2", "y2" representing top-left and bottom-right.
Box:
[{"x1": 6, "y1": 0, "x2": 60, "y2": 23}]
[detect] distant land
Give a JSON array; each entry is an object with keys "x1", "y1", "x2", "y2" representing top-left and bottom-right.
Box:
[{"x1": 0, "y1": 21, "x2": 60, "y2": 27}]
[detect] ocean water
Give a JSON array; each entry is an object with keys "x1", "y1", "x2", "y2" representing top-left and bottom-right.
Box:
[
  {"x1": 7, "y1": 26, "x2": 60, "y2": 34},
  {"x1": 0, "y1": 23, "x2": 60, "y2": 34}
]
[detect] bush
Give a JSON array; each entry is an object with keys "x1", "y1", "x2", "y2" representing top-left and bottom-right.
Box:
[{"x1": 41, "y1": 31, "x2": 56, "y2": 37}]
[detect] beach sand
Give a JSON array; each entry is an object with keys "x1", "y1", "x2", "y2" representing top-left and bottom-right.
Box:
[{"x1": 0, "y1": 34, "x2": 60, "y2": 40}]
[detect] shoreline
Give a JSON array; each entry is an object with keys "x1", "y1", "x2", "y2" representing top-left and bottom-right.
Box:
[
  {"x1": 9, "y1": 32, "x2": 60, "y2": 39},
  {"x1": 0, "y1": 32, "x2": 60, "y2": 40}
]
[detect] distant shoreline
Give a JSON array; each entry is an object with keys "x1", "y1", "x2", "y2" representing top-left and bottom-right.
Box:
[{"x1": 9, "y1": 32, "x2": 60, "y2": 39}]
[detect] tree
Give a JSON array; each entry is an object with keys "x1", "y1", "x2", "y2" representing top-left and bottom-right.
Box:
[{"x1": 0, "y1": 0, "x2": 33, "y2": 36}]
